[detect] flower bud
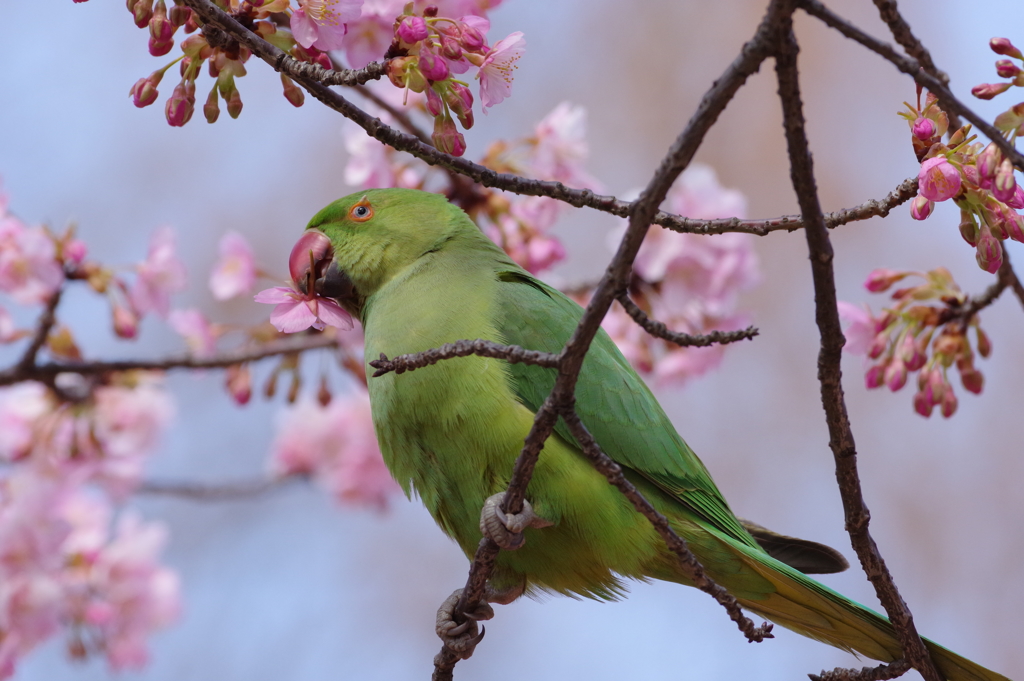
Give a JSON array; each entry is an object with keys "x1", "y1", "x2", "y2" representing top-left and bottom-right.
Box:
[
  {"x1": 863, "y1": 268, "x2": 906, "y2": 293},
  {"x1": 913, "y1": 390, "x2": 933, "y2": 417},
  {"x1": 165, "y1": 81, "x2": 195, "y2": 127},
  {"x1": 169, "y1": 4, "x2": 190, "y2": 27},
  {"x1": 317, "y1": 375, "x2": 332, "y2": 407},
  {"x1": 1004, "y1": 210, "x2": 1024, "y2": 242},
  {"x1": 884, "y1": 358, "x2": 907, "y2": 391},
  {"x1": 864, "y1": 363, "x2": 885, "y2": 389},
  {"x1": 445, "y1": 82, "x2": 474, "y2": 129},
  {"x1": 911, "y1": 117, "x2": 935, "y2": 140},
  {"x1": 995, "y1": 59, "x2": 1021, "y2": 79},
  {"x1": 867, "y1": 332, "x2": 888, "y2": 360},
  {"x1": 940, "y1": 389, "x2": 958, "y2": 417},
  {"x1": 397, "y1": 15, "x2": 428, "y2": 44},
  {"x1": 441, "y1": 37, "x2": 463, "y2": 61},
  {"x1": 225, "y1": 364, "x2": 252, "y2": 405},
  {"x1": 975, "y1": 327, "x2": 992, "y2": 358},
  {"x1": 958, "y1": 211, "x2": 979, "y2": 246},
  {"x1": 993, "y1": 158, "x2": 1017, "y2": 203},
  {"x1": 918, "y1": 156, "x2": 961, "y2": 201},
  {"x1": 909, "y1": 195, "x2": 933, "y2": 220},
  {"x1": 1007, "y1": 185, "x2": 1024, "y2": 210},
  {"x1": 976, "y1": 142, "x2": 1001, "y2": 186},
  {"x1": 960, "y1": 367, "x2": 984, "y2": 394},
  {"x1": 460, "y1": 24, "x2": 485, "y2": 51},
  {"x1": 129, "y1": 70, "x2": 163, "y2": 108},
  {"x1": 900, "y1": 334, "x2": 926, "y2": 371},
  {"x1": 424, "y1": 85, "x2": 443, "y2": 117},
  {"x1": 281, "y1": 74, "x2": 304, "y2": 107},
  {"x1": 133, "y1": 0, "x2": 154, "y2": 27},
  {"x1": 972, "y1": 82, "x2": 1013, "y2": 100},
  {"x1": 975, "y1": 224, "x2": 1003, "y2": 274},
  {"x1": 990, "y1": 37, "x2": 1023, "y2": 60},
  {"x1": 423, "y1": 5, "x2": 438, "y2": 17},
  {"x1": 203, "y1": 86, "x2": 220, "y2": 123},
  {"x1": 149, "y1": 37, "x2": 174, "y2": 57},
  {"x1": 226, "y1": 88, "x2": 243, "y2": 119},
  {"x1": 418, "y1": 49, "x2": 449, "y2": 82},
  {"x1": 149, "y1": 1, "x2": 174, "y2": 41},
  {"x1": 112, "y1": 304, "x2": 139, "y2": 339},
  {"x1": 432, "y1": 115, "x2": 466, "y2": 156}
]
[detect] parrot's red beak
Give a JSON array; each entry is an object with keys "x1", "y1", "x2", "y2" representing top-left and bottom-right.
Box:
[{"x1": 289, "y1": 230, "x2": 358, "y2": 306}]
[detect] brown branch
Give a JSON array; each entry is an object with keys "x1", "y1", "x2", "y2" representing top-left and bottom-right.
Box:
[
  {"x1": 561, "y1": 409, "x2": 773, "y2": 642},
  {"x1": 0, "y1": 332, "x2": 339, "y2": 387},
  {"x1": 16, "y1": 288, "x2": 62, "y2": 374},
  {"x1": 800, "y1": 0, "x2": 1024, "y2": 172},
  {"x1": 136, "y1": 475, "x2": 298, "y2": 501},
  {"x1": 616, "y1": 293, "x2": 759, "y2": 348},
  {"x1": 870, "y1": 0, "x2": 960, "y2": 130},
  {"x1": 368, "y1": 340, "x2": 559, "y2": 378},
  {"x1": 773, "y1": 15, "x2": 941, "y2": 681},
  {"x1": 433, "y1": 4, "x2": 792, "y2": 679},
  {"x1": 809, "y1": 659, "x2": 912, "y2": 681}
]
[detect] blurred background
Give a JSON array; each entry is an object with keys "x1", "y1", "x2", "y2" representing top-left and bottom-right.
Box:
[{"x1": 2, "y1": 0, "x2": 1021, "y2": 679}]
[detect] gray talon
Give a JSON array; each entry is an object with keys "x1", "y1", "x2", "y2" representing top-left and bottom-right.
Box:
[
  {"x1": 435, "y1": 588, "x2": 495, "y2": 659},
  {"x1": 479, "y1": 492, "x2": 553, "y2": 550}
]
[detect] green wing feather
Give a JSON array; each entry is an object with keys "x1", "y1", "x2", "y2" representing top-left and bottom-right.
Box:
[{"x1": 491, "y1": 268, "x2": 757, "y2": 550}]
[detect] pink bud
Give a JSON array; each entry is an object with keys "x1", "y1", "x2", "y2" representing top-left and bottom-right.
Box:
[
  {"x1": 432, "y1": 116, "x2": 466, "y2": 156},
  {"x1": 112, "y1": 304, "x2": 139, "y2": 339},
  {"x1": 203, "y1": 87, "x2": 220, "y2": 123},
  {"x1": 133, "y1": 0, "x2": 154, "y2": 27},
  {"x1": 972, "y1": 82, "x2": 1013, "y2": 100},
  {"x1": 911, "y1": 117, "x2": 935, "y2": 140},
  {"x1": 975, "y1": 224, "x2": 1003, "y2": 273},
  {"x1": 996, "y1": 59, "x2": 1021, "y2": 79},
  {"x1": 281, "y1": 74, "x2": 304, "y2": 107},
  {"x1": 864, "y1": 268, "x2": 906, "y2": 293},
  {"x1": 900, "y1": 335, "x2": 926, "y2": 371},
  {"x1": 958, "y1": 214, "x2": 979, "y2": 246},
  {"x1": 865, "y1": 364, "x2": 886, "y2": 389},
  {"x1": 460, "y1": 24, "x2": 485, "y2": 51},
  {"x1": 913, "y1": 391, "x2": 933, "y2": 417},
  {"x1": 397, "y1": 15, "x2": 428, "y2": 43},
  {"x1": 444, "y1": 82, "x2": 474, "y2": 129},
  {"x1": 940, "y1": 389, "x2": 958, "y2": 417},
  {"x1": 1007, "y1": 185, "x2": 1024, "y2": 210},
  {"x1": 64, "y1": 239, "x2": 87, "y2": 265},
  {"x1": 977, "y1": 142, "x2": 1002, "y2": 185},
  {"x1": 149, "y1": 0, "x2": 174, "y2": 42},
  {"x1": 991, "y1": 37, "x2": 1023, "y2": 59},
  {"x1": 130, "y1": 72, "x2": 162, "y2": 108},
  {"x1": 165, "y1": 82, "x2": 194, "y2": 127},
  {"x1": 226, "y1": 89, "x2": 243, "y2": 119},
  {"x1": 884, "y1": 358, "x2": 907, "y2": 391},
  {"x1": 910, "y1": 195, "x2": 934, "y2": 220},
  {"x1": 169, "y1": 4, "x2": 190, "y2": 26},
  {"x1": 993, "y1": 158, "x2": 1017, "y2": 203},
  {"x1": 918, "y1": 156, "x2": 962, "y2": 201},
  {"x1": 976, "y1": 327, "x2": 992, "y2": 358},
  {"x1": 418, "y1": 49, "x2": 449, "y2": 82},
  {"x1": 225, "y1": 364, "x2": 252, "y2": 405},
  {"x1": 441, "y1": 37, "x2": 463, "y2": 61},
  {"x1": 425, "y1": 86, "x2": 443, "y2": 117}
]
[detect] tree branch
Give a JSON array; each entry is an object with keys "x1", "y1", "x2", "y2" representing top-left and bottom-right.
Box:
[
  {"x1": 800, "y1": 0, "x2": 1024, "y2": 171},
  {"x1": 136, "y1": 475, "x2": 298, "y2": 501},
  {"x1": 16, "y1": 288, "x2": 62, "y2": 374},
  {"x1": 809, "y1": 659, "x2": 912, "y2": 681},
  {"x1": 0, "y1": 332, "x2": 339, "y2": 387},
  {"x1": 368, "y1": 340, "x2": 559, "y2": 378},
  {"x1": 773, "y1": 15, "x2": 941, "y2": 681},
  {"x1": 616, "y1": 293, "x2": 759, "y2": 348}
]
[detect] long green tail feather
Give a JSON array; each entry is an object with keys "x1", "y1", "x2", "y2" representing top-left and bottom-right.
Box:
[{"x1": 719, "y1": 538, "x2": 1011, "y2": 681}]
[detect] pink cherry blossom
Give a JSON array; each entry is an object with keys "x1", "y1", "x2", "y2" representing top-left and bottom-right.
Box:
[
  {"x1": 341, "y1": 0, "x2": 405, "y2": 68},
  {"x1": 130, "y1": 227, "x2": 187, "y2": 318},
  {"x1": 291, "y1": 0, "x2": 363, "y2": 51},
  {"x1": 836, "y1": 301, "x2": 877, "y2": 355},
  {"x1": 270, "y1": 390, "x2": 398, "y2": 509},
  {"x1": 209, "y1": 231, "x2": 256, "y2": 300},
  {"x1": 254, "y1": 286, "x2": 353, "y2": 333},
  {"x1": 0, "y1": 216, "x2": 64, "y2": 306},
  {"x1": 477, "y1": 32, "x2": 525, "y2": 110},
  {"x1": 531, "y1": 102, "x2": 600, "y2": 188},
  {"x1": 168, "y1": 308, "x2": 217, "y2": 357},
  {"x1": 0, "y1": 383, "x2": 51, "y2": 462},
  {"x1": 918, "y1": 156, "x2": 962, "y2": 202}
]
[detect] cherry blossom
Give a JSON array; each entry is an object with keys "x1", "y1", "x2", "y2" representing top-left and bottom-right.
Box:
[
  {"x1": 291, "y1": 0, "x2": 363, "y2": 52},
  {"x1": 477, "y1": 32, "x2": 525, "y2": 110},
  {"x1": 254, "y1": 286, "x2": 353, "y2": 333},
  {"x1": 836, "y1": 301, "x2": 878, "y2": 355},
  {"x1": 209, "y1": 232, "x2": 256, "y2": 300},
  {"x1": 270, "y1": 390, "x2": 398, "y2": 509},
  {"x1": 129, "y1": 227, "x2": 187, "y2": 319},
  {"x1": 168, "y1": 308, "x2": 217, "y2": 357},
  {"x1": 918, "y1": 156, "x2": 962, "y2": 202},
  {"x1": 0, "y1": 216, "x2": 64, "y2": 306}
]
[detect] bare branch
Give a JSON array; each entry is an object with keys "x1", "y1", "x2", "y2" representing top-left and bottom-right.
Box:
[
  {"x1": 809, "y1": 659, "x2": 912, "y2": 681},
  {"x1": 616, "y1": 293, "x2": 759, "y2": 348},
  {"x1": 560, "y1": 409, "x2": 773, "y2": 642},
  {"x1": 800, "y1": 0, "x2": 1024, "y2": 171},
  {"x1": 17, "y1": 289, "x2": 62, "y2": 374},
  {"x1": 368, "y1": 340, "x2": 559, "y2": 378},
  {"x1": 0, "y1": 332, "x2": 339, "y2": 387},
  {"x1": 773, "y1": 16, "x2": 941, "y2": 681},
  {"x1": 136, "y1": 475, "x2": 299, "y2": 501}
]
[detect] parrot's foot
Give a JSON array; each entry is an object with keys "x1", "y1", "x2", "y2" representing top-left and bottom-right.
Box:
[
  {"x1": 435, "y1": 583, "x2": 525, "y2": 659},
  {"x1": 479, "y1": 492, "x2": 553, "y2": 550}
]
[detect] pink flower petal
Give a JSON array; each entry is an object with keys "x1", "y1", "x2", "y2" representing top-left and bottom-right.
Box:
[
  {"x1": 254, "y1": 286, "x2": 297, "y2": 304},
  {"x1": 270, "y1": 300, "x2": 319, "y2": 333},
  {"x1": 314, "y1": 298, "x2": 354, "y2": 329},
  {"x1": 290, "y1": 9, "x2": 319, "y2": 49}
]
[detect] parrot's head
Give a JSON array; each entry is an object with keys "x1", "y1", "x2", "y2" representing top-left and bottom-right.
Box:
[{"x1": 287, "y1": 188, "x2": 467, "y2": 316}]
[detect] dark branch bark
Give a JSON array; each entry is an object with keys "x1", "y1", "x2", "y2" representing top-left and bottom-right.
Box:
[
  {"x1": 16, "y1": 289, "x2": 62, "y2": 374},
  {"x1": 801, "y1": 0, "x2": 1024, "y2": 171},
  {"x1": 809, "y1": 658, "x2": 912, "y2": 681},
  {"x1": 616, "y1": 293, "x2": 759, "y2": 348},
  {"x1": 137, "y1": 475, "x2": 297, "y2": 501},
  {"x1": 773, "y1": 15, "x2": 941, "y2": 681},
  {"x1": 368, "y1": 340, "x2": 559, "y2": 378}
]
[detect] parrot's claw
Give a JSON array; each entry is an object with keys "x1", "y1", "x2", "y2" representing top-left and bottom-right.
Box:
[
  {"x1": 435, "y1": 589, "x2": 492, "y2": 659},
  {"x1": 479, "y1": 492, "x2": 553, "y2": 550}
]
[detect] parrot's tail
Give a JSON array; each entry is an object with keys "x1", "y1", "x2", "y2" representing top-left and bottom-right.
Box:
[{"x1": 726, "y1": 541, "x2": 1010, "y2": 681}]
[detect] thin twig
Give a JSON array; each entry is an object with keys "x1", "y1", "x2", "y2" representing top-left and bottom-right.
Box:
[
  {"x1": 773, "y1": 15, "x2": 941, "y2": 681},
  {"x1": 560, "y1": 409, "x2": 773, "y2": 642},
  {"x1": 616, "y1": 293, "x2": 759, "y2": 348},
  {"x1": 809, "y1": 658, "x2": 912, "y2": 681},
  {"x1": 368, "y1": 340, "x2": 559, "y2": 378},
  {"x1": 136, "y1": 475, "x2": 298, "y2": 501},
  {"x1": 0, "y1": 333, "x2": 339, "y2": 387},
  {"x1": 800, "y1": 0, "x2": 1024, "y2": 171},
  {"x1": 16, "y1": 289, "x2": 62, "y2": 373}
]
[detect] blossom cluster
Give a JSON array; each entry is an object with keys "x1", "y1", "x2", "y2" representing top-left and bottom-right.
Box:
[
  {"x1": 93, "y1": 0, "x2": 523, "y2": 154},
  {"x1": 839, "y1": 268, "x2": 989, "y2": 418},
  {"x1": 902, "y1": 43, "x2": 1024, "y2": 274}
]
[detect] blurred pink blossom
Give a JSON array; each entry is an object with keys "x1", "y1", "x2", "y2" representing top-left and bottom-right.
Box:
[
  {"x1": 209, "y1": 232, "x2": 256, "y2": 300},
  {"x1": 477, "y1": 32, "x2": 525, "y2": 110},
  {"x1": 836, "y1": 301, "x2": 877, "y2": 355},
  {"x1": 531, "y1": 102, "x2": 600, "y2": 188},
  {"x1": 0, "y1": 215, "x2": 64, "y2": 306},
  {"x1": 341, "y1": 0, "x2": 405, "y2": 68},
  {"x1": 291, "y1": 0, "x2": 363, "y2": 51},
  {"x1": 0, "y1": 383, "x2": 51, "y2": 462},
  {"x1": 271, "y1": 390, "x2": 398, "y2": 509},
  {"x1": 0, "y1": 306, "x2": 22, "y2": 343},
  {"x1": 130, "y1": 227, "x2": 187, "y2": 319},
  {"x1": 168, "y1": 308, "x2": 217, "y2": 357}
]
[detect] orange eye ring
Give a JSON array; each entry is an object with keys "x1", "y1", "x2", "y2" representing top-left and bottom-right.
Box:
[{"x1": 350, "y1": 198, "x2": 374, "y2": 222}]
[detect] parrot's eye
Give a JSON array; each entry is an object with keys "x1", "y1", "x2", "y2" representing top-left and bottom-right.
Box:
[{"x1": 350, "y1": 200, "x2": 373, "y2": 222}]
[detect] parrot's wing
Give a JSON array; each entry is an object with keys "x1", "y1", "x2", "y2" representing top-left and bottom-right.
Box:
[{"x1": 493, "y1": 270, "x2": 759, "y2": 550}]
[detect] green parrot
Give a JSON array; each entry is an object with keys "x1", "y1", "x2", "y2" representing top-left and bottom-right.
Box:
[{"x1": 290, "y1": 187, "x2": 1008, "y2": 681}]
